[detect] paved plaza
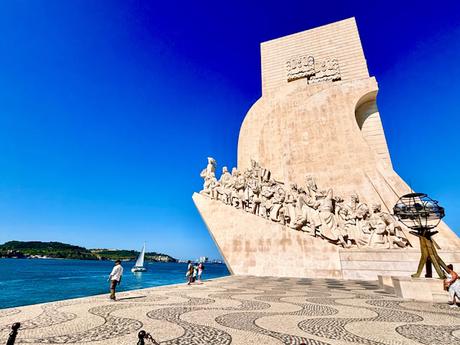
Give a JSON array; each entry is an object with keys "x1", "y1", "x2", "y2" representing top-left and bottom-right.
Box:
[{"x1": 1, "y1": 276, "x2": 459, "y2": 345}]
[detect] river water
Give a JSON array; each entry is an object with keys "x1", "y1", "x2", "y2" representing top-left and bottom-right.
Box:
[{"x1": 0, "y1": 258, "x2": 230, "y2": 308}]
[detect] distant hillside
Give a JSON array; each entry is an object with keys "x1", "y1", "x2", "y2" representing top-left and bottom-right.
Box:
[
  {"x1": 0, "y1": 241, "x2": 95, "y2": 260},
  {"x1": 91, "y1": 249, "x2": 176, "y2": 262},
  {"x1": 0, "y1": 241, "x2": 177, "y2": 262}
]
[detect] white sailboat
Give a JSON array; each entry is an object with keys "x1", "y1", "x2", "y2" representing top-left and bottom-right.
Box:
[{"x1": 131, "y1": 243, "x2": 147, "y2": 272}]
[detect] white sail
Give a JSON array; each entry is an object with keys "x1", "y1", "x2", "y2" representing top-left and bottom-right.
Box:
[{"x1": 134, "y1": 243, "x2": 145, "y2": 267}]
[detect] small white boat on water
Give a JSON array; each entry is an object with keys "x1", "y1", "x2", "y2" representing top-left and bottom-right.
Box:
[{"x1": 131, "y1": 243, "x2": 147, "y2": 273}]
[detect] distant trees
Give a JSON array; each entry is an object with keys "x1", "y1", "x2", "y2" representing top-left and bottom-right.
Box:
[{"x1": 0, "y1": 241, "x2": 176, "y2": 262}]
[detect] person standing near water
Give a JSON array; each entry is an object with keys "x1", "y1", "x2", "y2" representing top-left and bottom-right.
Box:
[
  {"x1": 108, "y1": 260, "x2": 123, "y2": 300},
  {"x1": 197, "y1": 262, "x2": 204, "y2": 282},
  {"x1": 186, "y1": 260, "x2": 194, "y2": 285}
]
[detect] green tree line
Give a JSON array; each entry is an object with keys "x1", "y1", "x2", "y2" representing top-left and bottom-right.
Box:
[{"x1": 0, "y1": 241, "x2": 176, "y2": 262}]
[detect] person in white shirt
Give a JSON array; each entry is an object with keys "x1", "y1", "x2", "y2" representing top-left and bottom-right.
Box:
[
  {"x1": 197, "y1": 262, "x2": 204, "y2": 282},
  {"x1": 108, "y1": 260, "x2": 123, "y2": 300}
]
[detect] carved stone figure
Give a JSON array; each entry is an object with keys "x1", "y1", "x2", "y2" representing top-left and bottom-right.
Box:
[
  {"x1": 217, "y1": 166, "x2": 233, "y2": 204},
  {"x1": 260, "y1": 180, "x2": 276, "y2": 219},
  {"x1": 338, "y1": 193, "x2": 365, "y2": 247},
  {"x1": 369, "y1": 204, "x2": 409, "y2": 249},
  {"x1": 200, "y1": 157, "x2": 216, "y2": 179},
  {"x1": 199, "y1": 157, "x2": 218, "y2": 199},
  {"x1": 270, "y1": 187, "x2": 287, "y2": 224},
  {"x1": 317, "y1": 189, "x2": 350, "y2": 248},
  {"x1": 249, "y1": 159, "x2": 262, "y2": 182},
  {"x1": 248, "y1": 178, "x2": 262, "y2": 215},
  {"x1": 199, "y1": 158, "x2": 409, "y2": 250},
  {"x1": 306, "y1": 175, "x2": 319, "y2": 197},
  {"x1": 368, "y1": 203, "x2": 390, "y2": 248},
  {"x1": 285, "y1": 184, "x2": 299, "y2": 228},
  {"x1": 297, "y1": 177, "x2": 321, "y2": 236},
  {"x1": 385, "y1": 215, "x2": 410, "y2": 248},
  {"x1": 233, "y1": 170, "x2": 246, "y2": 210},
  {"x1": 201, "y1": 172, "x2": 218, "y2": 198},
  {"x1": 290, "y1": 188, "x2": 309, "y2": 231}
]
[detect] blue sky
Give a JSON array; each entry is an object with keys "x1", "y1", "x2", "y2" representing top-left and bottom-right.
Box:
[{"x1": 0, "y1": 1, "x2": 459, "y2": 259}]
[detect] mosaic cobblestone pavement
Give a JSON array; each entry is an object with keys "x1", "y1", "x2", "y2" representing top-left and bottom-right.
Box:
[{"x1": 1, "y1": 276, "x2": 460, "y2": 345}]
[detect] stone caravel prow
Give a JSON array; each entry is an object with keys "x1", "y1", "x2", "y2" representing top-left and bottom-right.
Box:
[{"x1": 194, "y1": 18, "x2": 460, "y2": 279}]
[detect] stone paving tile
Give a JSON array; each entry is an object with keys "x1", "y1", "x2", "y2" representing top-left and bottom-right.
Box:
[{"x1": 0, "y1": 276, "x2": 459, "y2": 345}]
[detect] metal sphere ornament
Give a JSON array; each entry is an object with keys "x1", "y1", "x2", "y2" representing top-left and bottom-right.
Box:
[
  {"x1": 393, "y1": 193, "x2": 448, "y2": 279},
  {"x1": 393, "y1": 193, "x2": 445, "y2": 231}
]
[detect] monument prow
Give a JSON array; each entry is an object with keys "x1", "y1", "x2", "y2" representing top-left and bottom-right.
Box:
[{"x1": 194, "y1": 18, "x2": 460, "y2": 279}]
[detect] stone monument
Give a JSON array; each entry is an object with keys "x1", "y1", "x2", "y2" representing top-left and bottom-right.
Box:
[{"x1": 193, "y1": 18, "x2": 460, "y2": 280}]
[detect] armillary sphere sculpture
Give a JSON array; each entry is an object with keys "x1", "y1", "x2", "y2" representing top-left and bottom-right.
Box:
[{"x1": 393, "y1": 193, "x2": 447, "y2": 279}]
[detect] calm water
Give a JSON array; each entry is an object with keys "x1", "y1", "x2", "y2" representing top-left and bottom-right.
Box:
[{"x1": 0, "y1": 259, "x2": 230, "y2": 309}]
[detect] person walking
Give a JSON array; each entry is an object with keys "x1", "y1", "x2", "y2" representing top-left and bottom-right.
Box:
[
  {"x1": 108, "y1": 259, "x2": 123, "y2": 300},
  {"x1": 186, "y1": 260, "x2": 194, "y2": 285}
]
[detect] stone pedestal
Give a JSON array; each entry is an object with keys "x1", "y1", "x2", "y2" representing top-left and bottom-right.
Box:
[
  {"x1": 378, "y1": 275, "x2": 395, "y2": 293},
  {"x1": 391, "y1": 276, "x2": 447, "y2": 302}
]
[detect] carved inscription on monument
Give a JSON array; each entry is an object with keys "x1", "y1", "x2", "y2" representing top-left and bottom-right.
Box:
[{"x1": 286, "y1": 55, "x2": 341, "y2": 83}]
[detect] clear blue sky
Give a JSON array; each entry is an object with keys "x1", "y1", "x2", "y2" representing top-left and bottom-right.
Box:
[{"x1": 0, "y1": 1, "x2": 459, "y2": 260}]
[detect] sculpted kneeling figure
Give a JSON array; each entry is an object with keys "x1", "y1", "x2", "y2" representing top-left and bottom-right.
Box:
[{"x1": 198, "y1": 158, "x2": 410, "y2": 250}]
